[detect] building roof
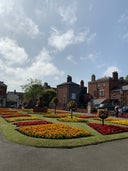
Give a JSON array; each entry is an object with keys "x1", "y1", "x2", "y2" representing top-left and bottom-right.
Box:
[
  {"x1": 57, "y1": 81, "x2": 80, "y2": 87},
  {"x1": 92, "y1": 98, "x2": 106, "y2": 104},
  {"x1": 0, "y1": 81, "x2": 7, "y2": 87}
]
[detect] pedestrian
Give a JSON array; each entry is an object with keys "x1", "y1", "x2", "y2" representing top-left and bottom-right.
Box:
[{"x1": 115, "y1": 105, "x2": 119, "y2": 117}]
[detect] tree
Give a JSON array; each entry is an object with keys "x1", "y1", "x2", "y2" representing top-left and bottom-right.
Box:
[
  {"x1": 52, "y1": 97, "x2": 59, "y2": 114},
  {"x1": 43, "y1": 89, "x2": 56, "y2": 107},
  {"x1": 21, "y1": 78, "x2": 44, "y2": 108},
  {"x1": 67, "y1": 100, "x2": 77, "y2": 119},
  {"x1": 125, "y1": 75, "x2": 128, "y2": 81},
  {"x1": 98, "y1": 110, "x2": 108, "y2": 125}
]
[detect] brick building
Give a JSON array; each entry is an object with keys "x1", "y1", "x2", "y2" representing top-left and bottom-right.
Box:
[
  {"x1": 57, "y1": 75, "x2": 88, "y2": 108},
  {"x1": 88, "y1": 71, "x2": 128, "y2": 105},
  {"x1": 0, "y1": 81, "x2": 7, "y2": 107}
]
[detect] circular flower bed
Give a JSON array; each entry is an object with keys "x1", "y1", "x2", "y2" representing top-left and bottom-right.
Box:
[{"x1": 17, "y1": 123, "x2": 91, "y2": 139}]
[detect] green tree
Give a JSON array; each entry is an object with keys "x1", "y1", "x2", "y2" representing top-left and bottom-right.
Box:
[
  {"x1": 125, "y1": 75, "x2": 128, "y2": 80},
  {"x1": 67, "y1": 100, "x2": 77, "y2": 119},
  {"x1": 43, "y1": 89, "x2": 56, "y2": 107},
  {"x1": 52, "y1": 97, "x2": 59, "y2": 114},
  {"x1": 21, "y1": 78, "x2": 44, "y2": 108}
]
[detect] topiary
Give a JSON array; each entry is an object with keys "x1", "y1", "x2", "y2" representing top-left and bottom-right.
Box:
[{"x1": 98, "y1": 110, "x2": 108, "y2": 125}]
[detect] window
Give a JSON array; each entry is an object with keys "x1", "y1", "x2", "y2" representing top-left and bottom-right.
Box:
[
  {"x1": 71, "y1": 93, "x2": 76, "y2": 99},
  {"x1": 99, "y1": 89, "x2": 104, "y2": 97}
]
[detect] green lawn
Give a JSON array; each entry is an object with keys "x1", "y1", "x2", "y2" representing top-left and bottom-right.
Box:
[{"x1": 0, "y1": 110, "x2": 128, "y2": 148}]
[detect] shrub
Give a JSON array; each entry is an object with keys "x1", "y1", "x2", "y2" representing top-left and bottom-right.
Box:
[{"x1": 98, "y1": 110, "x2": 108, "y2": 125}]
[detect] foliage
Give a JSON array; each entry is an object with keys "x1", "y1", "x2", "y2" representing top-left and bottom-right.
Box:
[
  {"x1": 67, "y1": 100, "x2": 77, "y2": 110},
  {"x1": 67, "y1": 100, "x2": 77, "y2": 118},
  {"x1": 98, "y1": 110, "x2": 108, "y2": 125},
  {"x1": 125, "y1": 75, "x2": 128, "y2": 80},
  {"x1": 52, "y1": 97, "x2": 59, "y2": 114},
  {"x1": 44, "y1": 89, "x2": 56, "y2": 106},
  {"x1": 21, "y1": 79, "x2": 56, "y2": 108},
  {"x1": 21, "y1": 78, "x2": 44, "y2": 107}
]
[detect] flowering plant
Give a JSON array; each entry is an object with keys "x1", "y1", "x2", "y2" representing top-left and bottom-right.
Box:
[
  {"x1": 98, "y1": 110, "x2": 108, "y2": 119},
  {"x1": 98, "y1": 110, "x2": 108, "y2": 125}
]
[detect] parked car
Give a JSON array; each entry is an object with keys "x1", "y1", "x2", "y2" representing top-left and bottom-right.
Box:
[
  {"x1": 118, "y1": 106, "x2": 128, "y2": 113},
  {"x1": 97, "y1": 103, "x2": 114, "y2": 111},
  {"x1": 93, "y1": 104, "x2": 100, "y2": 112}
]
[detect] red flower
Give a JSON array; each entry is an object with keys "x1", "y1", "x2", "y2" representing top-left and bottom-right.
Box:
[{"x1": 87, "y1": 122, "x2": 128, "y2": 135}]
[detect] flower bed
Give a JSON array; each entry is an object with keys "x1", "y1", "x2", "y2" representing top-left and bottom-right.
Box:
[
  {"x1": 2, "y1": 114, "x2": 31, "y2": 118},
  {"x1": 109, "y1": 120, "x2": 128, "y2": 126},
  {"x1": 94, "y1": 117, "x2": 119, "y2": 121},
  {"x1": 44, "y1": 113, "x2": 69, "y2": 118},
  {"x1": 87, "y1": 122, "x2": 128, "y2": 135},
  {"x1": 118, "y1": 114, "x2": 128, "y2": 118},
  {"x1": 15, "y1": 120, "x2": 52, "y2": 126},
  {"x1": 79, "y1": 115, "x2": 96, "y2": 119},
  {"x1": 0, "y1": 111, "x2": 20, "y2": 115},
  {"x1": 5, "y1": 116, "x2": 40, "y2": 122},
  {"x1": 17, "y1": 123, "x2": 91, "y2": 139},
  {"x1": 58, "y1": 117, "x2": 87, "y2": 122}
]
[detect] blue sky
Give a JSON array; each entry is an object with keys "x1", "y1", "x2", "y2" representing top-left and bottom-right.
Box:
[{"x1": 0, "y1": 0, "x2": 128, "y2": 91}]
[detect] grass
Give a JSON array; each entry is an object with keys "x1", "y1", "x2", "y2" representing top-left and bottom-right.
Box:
[{"x1": 0, "y1": 109, "x2": 128, "y2": 148}]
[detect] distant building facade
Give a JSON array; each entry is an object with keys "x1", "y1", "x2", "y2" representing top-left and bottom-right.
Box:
[
  {"x1": 0, "y1": 81, "x2": 7, "y2": 107},
  {"x1": 57, "y1": 75, "x2": 89, "y2": 108},
  {"x1": 7, "y1": 90, "x2": 24, "y2": 108},
  {"x1": 88, "y1": 71, "x2": 128, "y2": 105}
]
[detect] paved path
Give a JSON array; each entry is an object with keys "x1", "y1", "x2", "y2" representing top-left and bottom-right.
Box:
[{"x1": 0, "y1": 133, "x2": 128, "y2": 171}]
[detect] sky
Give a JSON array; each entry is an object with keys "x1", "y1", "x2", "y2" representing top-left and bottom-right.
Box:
[{"x1": 0, "y1": 0, "x2": 128, "y2": 92}]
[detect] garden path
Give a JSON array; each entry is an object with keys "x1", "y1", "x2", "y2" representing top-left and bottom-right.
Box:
[{"x1": 0, "y1": 132, "x2": 128, "y2": 171}]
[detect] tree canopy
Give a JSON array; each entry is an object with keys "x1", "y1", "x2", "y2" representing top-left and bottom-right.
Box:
[
  {"x1": 21, "y1": 78, "x2": 56, "y2": 108},
  {"x1": 125, "y1": 75, "x2": 128, "y2": 81}
]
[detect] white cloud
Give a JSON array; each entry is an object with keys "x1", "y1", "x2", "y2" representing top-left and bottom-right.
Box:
[
  {"x1": 0, "y1": 38, "x2": 64, "y2": 91},
  {"x1": 59, "y1": 4, "x2": 77, "y2": 25},
  {"x1": 118, "y1": 11, "x2": 128, "y2": 23},
  {"x1": 28, "y1": 48, "x2": 64, "y2": 78},
  {"x1": 48, "y1": 28, "x2": 91, "y2": 51},
  {"x1": 0, "y1": 0, "x2": 14, "y2": 15},
  {"x1": 118, "y1": 11, "x2": 128, "y2": 40},
  {"x1": 0, "y1": 0, "x2": 40, "y2": 38},
  {"x1": 80, "y1": 53, "x2": 97, "y2": 62},
  {"x1": 0, "y1": 37, "x2": 29, "y2": 66},
  {"x1": 103, "y1": 66, "x2": 120, "y2": 77},
  {"x1": 89, "y1": 2, "x2": 94, "y2": 12},
  {"x1": 96, "y1": 63, "x2": 105, "y2": 69},
  {"x1": 86, "y1": 32, "x2": 96, "y2": 44},
  {"x1": 66, "y1": 55, "x2": 77, "y2": 64}
]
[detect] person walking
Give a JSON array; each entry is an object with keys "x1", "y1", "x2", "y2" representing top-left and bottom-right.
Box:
[{"x1": 115, "y1": 105, "x2": 119, "y2": 117}]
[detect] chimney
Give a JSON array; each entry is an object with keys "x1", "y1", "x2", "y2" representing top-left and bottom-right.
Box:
[
  {"x1": 80, "y1": 80, "x2": 84, "y2": 87},
  {"x1": 112, "y1": 71, "x2": 118, "y2": 80},
  {"x1": 67, "y1": 75, "x2": 72, "y2": 82},
  {"x1": 91, "y1": 74, "x2": 95, "y2": 82},
  {"x1": 119, "y1": 77, "x2": 124, "y2": 81}
]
